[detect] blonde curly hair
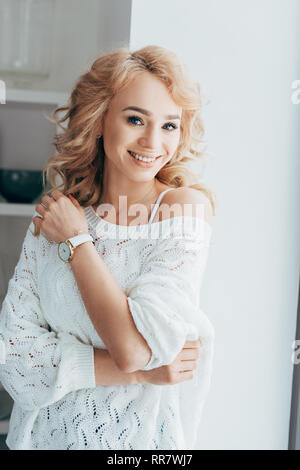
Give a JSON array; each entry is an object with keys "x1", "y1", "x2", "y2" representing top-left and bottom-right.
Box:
[{"x1": 33, "y1": 44, "x2": 216, "y2": 237}]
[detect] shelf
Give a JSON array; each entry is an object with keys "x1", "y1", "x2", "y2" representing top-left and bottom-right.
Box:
[
  {"x1": 0, "y1": 420, "x2": 9, "y2": 435},
  {"x1": 0, "y1": 202, "x2": 35, "y2": 217},
  {"x1": 6, "y1": 88, "x2": 69, "y2": 105}
]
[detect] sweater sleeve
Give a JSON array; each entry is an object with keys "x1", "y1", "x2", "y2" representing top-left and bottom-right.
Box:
[
  {"x1": 0, "y1": 221, "x2": 96, "y2": 412},
  {"x1": 126, "y1": 218, "x2": 213, "y2": 371}
]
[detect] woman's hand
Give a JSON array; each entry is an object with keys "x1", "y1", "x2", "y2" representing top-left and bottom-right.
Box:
[
  {"x1": 137, "y1": 338, "x2": 202, "y2": 385},
  {"x1": 33, "y1": 189, "x2": 89, "y2": 243}
]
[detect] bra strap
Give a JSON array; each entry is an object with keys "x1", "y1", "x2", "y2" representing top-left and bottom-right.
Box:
[{"x1": 148, "y1": 188, "x2": 175, "y2": 225}]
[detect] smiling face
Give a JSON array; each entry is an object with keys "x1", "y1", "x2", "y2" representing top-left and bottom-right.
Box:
[{"x1": 100, "y1": 71, "x2": 182, "y2": 184}]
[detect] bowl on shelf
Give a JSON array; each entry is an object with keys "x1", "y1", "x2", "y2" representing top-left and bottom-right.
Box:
[{"x1": 0, "y1": 169, "x2": 44, "y2": 203}]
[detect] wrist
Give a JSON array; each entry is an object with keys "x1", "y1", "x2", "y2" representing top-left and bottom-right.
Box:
[
  {"x1": 71, "y1": 228, "x2": 89, "y2": 237},
  {"x1": 134, "y1": 369, "x2": 146, "y2": 385},
  {"x1": 69, "y1": 241, "x2": 94, "y2": 265}
]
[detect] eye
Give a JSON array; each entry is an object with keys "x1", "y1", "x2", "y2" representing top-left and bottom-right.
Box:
[
  {"x1": 127, "y1": 116, "x2": 178, "y2": 131},
  {"x1": 164, "y1": 122, "x2": 178, "y2": 131},
  {"x1": 127, "y1": 116, "x2": 142, "y2": 126}
]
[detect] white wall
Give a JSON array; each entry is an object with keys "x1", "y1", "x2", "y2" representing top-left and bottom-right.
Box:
[{"x1": 130, "y1": 0, "x2": 300, "y2": 449}]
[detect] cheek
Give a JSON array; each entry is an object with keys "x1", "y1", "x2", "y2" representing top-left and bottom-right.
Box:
[
  {"x1": 103, "y1": 127, "x2": 126, "y2": 156},
  {"x1": 167, "y1": 136, "x2": 180, "y2": 156},
  {"x1": 114, "y1": 126, "x2": 132, "y2": 149},
  {"x1": 106, "y1": 128, "x2": 121, "y2": 144}
]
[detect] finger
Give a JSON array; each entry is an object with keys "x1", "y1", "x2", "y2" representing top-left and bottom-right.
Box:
[
  {"x1": 178, "y1": 360, "x2": 197, "y2": 372},
  {"x1": 35, "y1": 203, "x2": 47, "y2": 217},
  {"x1": 183, "y1": 338, "x2": 202, "y2": 348},
  {"x1": 51, "y1": 189, "x2": 64, "y2": 200},
  {"x1": 172, "y1": 370, "x2": 194, "y2": 384},
  {"x1": 68, "y1": 194, "x2": 81, "y2": 207},
  {"x1": 184, "y1": 337, "x2": 201, "y2": 345},
  {"x1": 41, "y1": 194, "x2": 54, "y2": 207},
  {"x1": 178, "y1": 361, "x2": 197, "y2": 374},
  {"x1": 179, "y1": 348, "x2": 200, "y2": 361},
  {"x1": 32, "y1": 216, "x2": 42, "y2": 228}
]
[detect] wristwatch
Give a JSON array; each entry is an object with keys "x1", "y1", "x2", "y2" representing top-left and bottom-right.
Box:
[{"x1": 58, "y1": 233, "x2": 94, "y2": 263}]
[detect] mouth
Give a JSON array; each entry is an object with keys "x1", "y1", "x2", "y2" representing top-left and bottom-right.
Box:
[{"x1": 128, "y1": 150, "x2": 163, "y2": 167}]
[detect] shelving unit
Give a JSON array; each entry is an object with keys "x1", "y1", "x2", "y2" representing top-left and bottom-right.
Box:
[
  {"x1": 0, "y1": 90, "x2": 63, "y2": 434},
  {"x1": 0, "y1": 0, "x2": 133, "y2": 442},
  {"x1": 6, "y1": 88, "x2": 69, "y2": 106},
  {"x1": 0, "y1": 88, "x2": 66, "y2": 218},
  {"x1": 0, "y1": 387, "x2": 12, "y2": 436},
  {"x1": 0, "y1": 202, "x2": 36, "y2": 217},
  {"x1": 0, "y1": 420, "x2": 9, "y2": 435},
  {"x1": 0, "y1": 1, "x2": 100, "y2": 436}
]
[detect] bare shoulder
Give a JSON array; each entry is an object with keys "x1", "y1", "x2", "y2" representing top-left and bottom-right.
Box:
[{"x1": 157, "y1": 187, "x2": 213, "y2": 226}]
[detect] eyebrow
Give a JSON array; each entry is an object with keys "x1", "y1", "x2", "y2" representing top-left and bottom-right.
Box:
[{"x1": 122, "y1": 106, "x2": 181, "y2": 120}]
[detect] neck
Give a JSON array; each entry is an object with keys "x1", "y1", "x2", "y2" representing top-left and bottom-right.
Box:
[{"x1": 98, "y1": 180, "x2": 159, "y2": 216}]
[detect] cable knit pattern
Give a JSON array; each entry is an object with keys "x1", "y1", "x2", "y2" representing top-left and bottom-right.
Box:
[{"x1": 0, "y1": 197, "x2": 214, "y2": 450}]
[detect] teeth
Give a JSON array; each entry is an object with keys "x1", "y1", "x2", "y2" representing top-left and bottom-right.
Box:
[{"x1": 129, "y1": 151, "x2": 157, "y2": 162}]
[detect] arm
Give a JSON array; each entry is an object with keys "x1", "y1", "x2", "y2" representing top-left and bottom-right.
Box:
[
  {"x1": 94, "y1": 348, "x2": 141, "y2": 385},
  {"x1": 0, "y1": 222, "x2": 96, "y2": 411},
  {"x1": 126, "y1": 217, "x2": 213, "y2": 373},
  {"x1": 124, "y1": 190, "x2": 214, "y2": 373},
  {"x1": 68, "y1": 190, "x2": 212, "y2": 374},
  {"x1": 69, "y1": 242, "x2": 152, "y2": 373},
  {"x1": 94, "y1": 340, "x2": 203, "y2": 386}
]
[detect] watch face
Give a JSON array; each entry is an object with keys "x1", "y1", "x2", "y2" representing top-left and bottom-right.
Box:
[{"x1": 58, "y1": 241, "x2": 71, "y2": 262}]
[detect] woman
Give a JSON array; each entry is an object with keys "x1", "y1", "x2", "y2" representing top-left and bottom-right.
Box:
[{"x1": 0, "y1": 45, "x2": 216, "y2": 450}]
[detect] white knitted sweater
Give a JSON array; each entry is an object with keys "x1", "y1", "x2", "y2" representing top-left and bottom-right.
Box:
[{"x1": 0, "y1": 191, "x2": 215, "y2": 450}]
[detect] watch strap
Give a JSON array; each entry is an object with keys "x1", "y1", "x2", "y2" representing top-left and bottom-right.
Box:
[{"x1": 68, "y1": 233, "x2": 93, "y2": 248}]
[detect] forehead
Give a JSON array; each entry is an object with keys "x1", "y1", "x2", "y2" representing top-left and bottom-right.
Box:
[{"x1": 111, "y1": 72, "x2": 182, "y2": 117}]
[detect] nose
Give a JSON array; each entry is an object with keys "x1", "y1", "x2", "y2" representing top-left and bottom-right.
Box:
[{"x1": 138, "y1": 124, "x2": 162, "y2": 152}]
